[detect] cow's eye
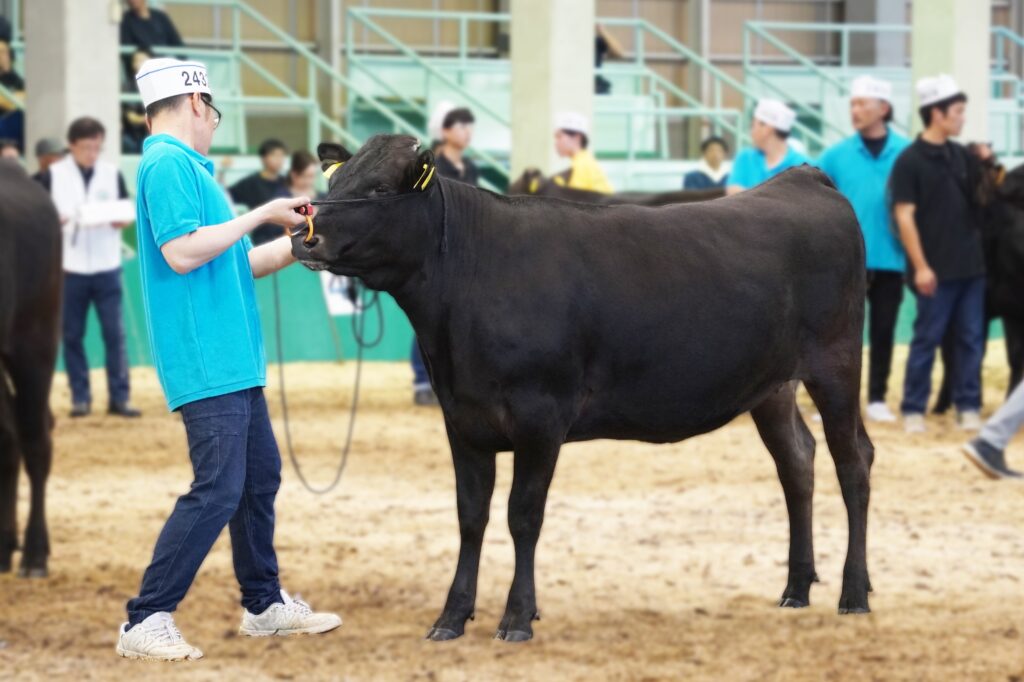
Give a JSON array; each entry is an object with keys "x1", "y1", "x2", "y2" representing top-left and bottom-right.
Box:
[{"x1": 373, "y1": 184, "x2": 389, "y2": 194}]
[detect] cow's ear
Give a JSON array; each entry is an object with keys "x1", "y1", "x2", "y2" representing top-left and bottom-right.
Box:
[
  {"x1": 317, "y1": 142, "x2": 352, "y2": 172},
  {"x1": 410, "y1": 149, "x2": 436, "y2": 191}
]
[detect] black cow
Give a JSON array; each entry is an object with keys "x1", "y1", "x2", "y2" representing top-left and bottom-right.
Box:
[
  {"x1": 0, "y1": 160, "x2": 62, "y2": 577},
  {"x1": 295, "y1": 135, "x2": 873, "y2": 642},
  {"x1": 508, "y1": 167, "x2": 725, "y2": 205}
]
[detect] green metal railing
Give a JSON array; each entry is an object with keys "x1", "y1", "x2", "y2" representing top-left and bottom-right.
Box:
[
  {"x1": 344, "y1": 9, "x2": 836, "y2": 160},
  {"x1": 743, "y1": 21, "x2": 912, "y2": 141}
]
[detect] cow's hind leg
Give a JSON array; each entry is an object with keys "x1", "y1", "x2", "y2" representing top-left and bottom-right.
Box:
[
  {"x1": 0, "y1": 363, "x2": 18, "y2": 573},
  {"x1": 495, "y1": 432, "x2": 561, "y2": 642},
  {"x1": 805, "y1": 354, "x2": 874, "y2": 615},
  {"x1": 8, "y1": 350, "x2": 56, "y2": 579},
  {"x1": 751, "y1": 381, "x2": 818, "y2": 608},
  {"x1": 426, "y1": 427, "x2": 497, "y2": 641}
]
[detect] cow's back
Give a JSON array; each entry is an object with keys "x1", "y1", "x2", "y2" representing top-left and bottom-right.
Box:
[{"x1": 434, "y1": 168, "x2": 863, "y2": 444}]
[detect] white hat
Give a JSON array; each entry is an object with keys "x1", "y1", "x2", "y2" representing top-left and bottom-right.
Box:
[
  {"x1": 850, "y1": 75, "x2": 892, "y2": 102},
  {"x1": 753, "y1": 99, "x2": 796, "y2": 133},
  {"x1": 427, "y1": 100, "x2": 455, "y2": 141},
  {"x1": 916, "y1": 74, "x2": 963, "y2": 107},
  {"x1": 135, "y1": 58, "x2": 211, "y2": 108},
  {"x1": 555, "y1": 111, "x2": 589, "y2": 135}
]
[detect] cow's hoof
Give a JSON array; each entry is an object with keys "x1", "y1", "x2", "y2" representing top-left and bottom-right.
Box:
[
  {"x1": 779, "y1": 597, "x2": 809, "y2": 608},
  {"x1": 838, "y1": 605, "x2": 870, "y2": 615},
  {"x1": 494, "y1": 629, "x2": 532, "y2": 643},
  {"x1": 17, "y1": 565, "x2": 47, "y2": 579},
  {"x1": 425, "y1": 627, "x2": 462, "y2": 641}
]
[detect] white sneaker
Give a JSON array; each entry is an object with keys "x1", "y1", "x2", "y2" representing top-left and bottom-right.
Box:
[
  {"x1": 238, "y1": 590, "x2": 342, "y2": 637},
  {"x1": 866, "y1": 402, "x2": 897, "y2": 423},
  {"x1": 958, "y1": 410, "x2": 983, "y2": 432},
  {"x1": 903, "y1": 413, "x2": 927, "y2": 434},
  {"x1": 116, "y1": 612, "x2": 203, "y2": 661}
]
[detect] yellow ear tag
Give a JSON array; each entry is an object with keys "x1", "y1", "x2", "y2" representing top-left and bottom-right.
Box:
[
  {"x1": 322, "y1": 162, "x2": 343, "y2": 179},
  {"x1": 552, "y1": 175, "x2": 566, "y2": 187},
  {"x1": 528, "y1": 178, "x2": 539, "y2": 194},
  {"x1": 413, "y1": 163, "x2": 430, "y2": 190},
  {"x1": 419, "y1": 165, "x2": 435, "y2": 191}
]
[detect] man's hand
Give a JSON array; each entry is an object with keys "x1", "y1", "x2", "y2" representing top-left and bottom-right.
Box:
[
  {"x1": 259, "y1": 196, "x2": 312, "y2": 229},
  {"x1": 914, "y1": 266, "x2": 938, "y2": 297}
]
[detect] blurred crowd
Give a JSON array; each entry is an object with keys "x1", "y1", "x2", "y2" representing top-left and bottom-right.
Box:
[{"x1": 1, "y1": 4, "x2": 1022, "y2": 480}]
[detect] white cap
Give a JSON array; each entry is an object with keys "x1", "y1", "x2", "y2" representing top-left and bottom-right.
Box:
[
  {"x1": 916, "y1": 74, "x2": 963, "y2": 107},
  {"x1": 555, "y1": 111, "x2": 589, "y2": 135},
  {"x1": 850, "y1": 75, "x2": 892, "y2": 103},
  {"x1": 135, "y1": 58, "x2": 211, "y2": 108},
  {"x1": 427, "y1": 100, "x2": 455, "y2": 141},
  {"x1": 753, "y1": 98, "x2": 796, "y2": 133}
]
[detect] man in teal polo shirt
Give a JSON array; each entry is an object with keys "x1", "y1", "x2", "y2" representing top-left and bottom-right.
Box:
[
  {"x1": 726, "y1": 98, "x2": 808, "y2": 194},
  {"x1": 116, "y1": 58, "x2": 341, "y2": 662},
  {"x1": 818, "y1": 75, "x2": 910, "y2": 424}
]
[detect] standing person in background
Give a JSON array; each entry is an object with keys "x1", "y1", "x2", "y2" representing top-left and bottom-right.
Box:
[
  {"x1": 285, "y1": 150, "x2": 321, "y2": 199},
  {"x1": 553, "y1": 112, "x2": 613, "y2": 194},
  {"x1": 120, "y1": 0, "x2": 184, "y2": 71},
  {"x1": 683, "y1": 136, "x2": 730, "y2": 190},
  {"x1": 35, "y1": 117, "x2": 140, "y2": 419},
  {"x1": 891, "y1": 75, "x2": 986, "y2": 434},
  {"x1": 962, "y1": 373, "x2": 1024, "y2": 480},
  {"x1": 410, "y1": 105, "x2": 482, "y2": 406},
  {"x1": 31, "y1": 137, "x2": 65, "y2": 183},
  {"x1": 0, "y1": 39, "x2": 24, "y2": 108},
  {"x1": 228, "y1": 139, "x2": 290, "y2": 245},
  {"x1": 726, "y1": 99, "x2": 807, "y2": 194},
  {"x1": 434, "y1": 107, "x2": 479, "y2": 186},
  {"x1": 818, "y1": 75, "x2": 910, "y2": 423}
]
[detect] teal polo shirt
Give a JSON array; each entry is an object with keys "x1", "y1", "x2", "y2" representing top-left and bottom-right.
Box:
[
  {"x1": 136, "y1": 133, "x2": 265, "y2": 410},
  {"x1": 818, "y1": 131, "x2": 910, "y2": 272},
  {"x1": 727, "y1": 146, "x2": 808, "y2": 191}
]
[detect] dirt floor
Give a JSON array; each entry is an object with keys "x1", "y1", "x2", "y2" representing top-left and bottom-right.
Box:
[{"x1": 2, "y1": 345, "x2": 1023, "y2": 681}]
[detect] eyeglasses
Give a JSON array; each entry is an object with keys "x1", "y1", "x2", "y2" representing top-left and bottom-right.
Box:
[{"x1": 201, "y1": 94, "x2": 221, "y2": 130}]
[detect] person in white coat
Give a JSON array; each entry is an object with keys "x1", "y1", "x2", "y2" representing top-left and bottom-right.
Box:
[{"x1": 35, "y1": 117, "x2": 140, "y2": 417}]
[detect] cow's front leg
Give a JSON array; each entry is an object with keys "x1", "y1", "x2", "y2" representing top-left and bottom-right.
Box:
[
  {"x1": 495, "y1": 436, "x2": 561, "y2": 642},
  {"x1": 426, "y1": 431, "x2": 496, "y2": 641},
  {"x1": 0, "y1": 415, "x2": 18, "y2": 574}
]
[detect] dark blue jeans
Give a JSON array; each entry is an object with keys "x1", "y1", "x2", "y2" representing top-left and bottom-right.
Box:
[
  {"x1": 900, "y1": 276, "x2": 986, "y2": 415},
  {"x1": 126, "y1": 388, "x2": 283, "y2": 626},
  {"x1": 62, "y1": 268, "x2": 130, "y2": 406},
  {"x1": 411, "y1": 337, "x2": 430, "y2": 390}
]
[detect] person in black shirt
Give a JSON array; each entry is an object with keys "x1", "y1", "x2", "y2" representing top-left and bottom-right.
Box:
[
  {"x1": 120, "y1": 0, "x2": 184, "y2": 78},
  {"x1": 890, "y1": 75, "x2": 986, "y2": 433},
  {"x1": 228, "y1": 138, "x2": 290, "y2": 245},
  {"x1": 434, "y1": 107, "x2": 479, "y2": 187}
]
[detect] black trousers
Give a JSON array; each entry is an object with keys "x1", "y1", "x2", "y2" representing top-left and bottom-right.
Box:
[{"x1": 866, "y1": 270, "x2": 905, "y2": 403}]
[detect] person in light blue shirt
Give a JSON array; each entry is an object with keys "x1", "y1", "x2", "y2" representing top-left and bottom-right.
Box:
[
  {"x1": 118, "y1": 57, "x2": 341, "y2": 662},
  {"x1": 727, "y1": 98, "x2": 808, "y2": 194},
  {"x1": 818, "y1": 75, "x2": 909, "y2": 424}
]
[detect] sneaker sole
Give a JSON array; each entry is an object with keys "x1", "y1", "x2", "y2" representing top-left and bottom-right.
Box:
[
  {"x1": 238, "y1": 620, "x2": 342, "y2": 638},
  {"x1": 116, "y1": 643, "x2": 203, "y2": 661},
  {"x1": 961, "y1": 443, "x2": 1004, "y2": 480}
]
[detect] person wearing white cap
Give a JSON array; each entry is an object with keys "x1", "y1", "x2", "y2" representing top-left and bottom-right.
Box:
[
  {"x1": 117, "y1": 58, "x2": 341, "y2": 662},
  {"x1": 553, "y1": 111, "x2": 613, "y2": 194},
  {"x1": 889, "y1": 74, "x2": 986, "y2": 434},
  {"x1": 818, "y1": 75, "x2": 910, "y2": 424},
  {"x1": 726, "y1": 98, "x2": 808, "y2": 195}
]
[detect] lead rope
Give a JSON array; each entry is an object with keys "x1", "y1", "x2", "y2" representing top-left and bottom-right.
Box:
[{"x1": 273, "y1": 271, "x2": 383, "y2": 495}]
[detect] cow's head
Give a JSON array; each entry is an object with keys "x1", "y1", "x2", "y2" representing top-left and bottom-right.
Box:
[{"x1": 293, "y1": 134, "x2": 441, "y2": 287}]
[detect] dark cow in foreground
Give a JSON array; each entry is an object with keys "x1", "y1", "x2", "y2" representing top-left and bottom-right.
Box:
[
  {"x1": 0, "y1": 160, "x2": 62, "y2": 577},
  {"x1": 295, "y1": 135, "x2": 873, "y2": 641},
  {"x1": 508, "y1": 167, "x2": 725, "y2": 205}
]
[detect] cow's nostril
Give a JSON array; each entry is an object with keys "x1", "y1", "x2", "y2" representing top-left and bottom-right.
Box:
[{"x1": 303, "y1": 236, "x2": 320, "y2": 248}]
